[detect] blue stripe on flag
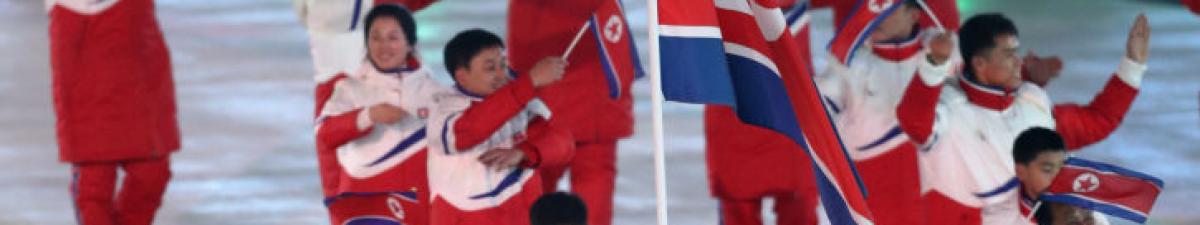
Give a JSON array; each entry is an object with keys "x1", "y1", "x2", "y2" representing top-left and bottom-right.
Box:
[
  {"x1": 1066, "y1": 158, "x2": 1165, "y2": 188},
  {"x1": 814, "y1": 163, "x2": 861, "y2": 225},
  {"x1": 592, "y1": 16, "x2": 622, "y2": 99},
  {"x1": 627, "y1": 24, "x2": 646, "y2": 80},
  {"x1": 660, "y1": 36, "x2": 736, "y2": 106},
  {"x1": 615, "y1": 0, "x2": 646, "y2": 80},
  {"x1": 724, "y1": 54, "x2": 807, "y2": 144}
]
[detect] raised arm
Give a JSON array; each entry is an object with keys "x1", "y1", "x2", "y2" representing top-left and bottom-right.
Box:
[
  {"x1": 1054, "y1": 14, "x2": 1150, "y2": 149},
  {"x1": 896, "y1": 33, "x2": 955, "y2": 145}
]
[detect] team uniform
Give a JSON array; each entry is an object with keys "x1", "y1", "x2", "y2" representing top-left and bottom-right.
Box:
[
  {"x1": 703, "y1": 106, "x2": 820, "y2": 225},
  {"x1": 702, "y1": 3, "x2": 821, "y2": 225},
  {"x1": 815, "y1": 30, "x2": 960, "y2": 225},
  {"x1": 507, "y1": 1, "x2": 640, "y2": 225},
  {"x1": 427, "y1": 75, "x2": 574, "y2": 225},
  {"x1": 296, "y1": 0, "x2": 438, "y2": 200},
  {"x1": 297, "y1": 1, "x2": 438, "y2": 224},
  {"x1": 47, "y1": 0, "x2": 179, "y2": 224},
  {"x1": 895, "y1": 56, "x2": 1145, "y2": 225},
  {"x1": 316, "y1": 62, "x2": 445, "y2": 225}
]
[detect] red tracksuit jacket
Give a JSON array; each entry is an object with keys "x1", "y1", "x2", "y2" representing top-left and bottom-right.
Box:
[
  {"x1": 507, "y1": 0, "x2": 634, "y2": 142},
  {"x1": 49, "y1": 0, "x2": 180, "y2": 163}
]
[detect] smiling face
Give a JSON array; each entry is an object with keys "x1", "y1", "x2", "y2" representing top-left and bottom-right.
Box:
[
  {"x1": 971, "y1": 34, "x2": 1023, "y2": 89},
  {"x1": 454, "y1": 46, "x2": 510, "y2": 96},
  {"x1": 367, "y1": 16, "x2": 411, "y2": 70},
  {"x1": 1016, "y1": 149, "x2": 1066, "y2": 199}
]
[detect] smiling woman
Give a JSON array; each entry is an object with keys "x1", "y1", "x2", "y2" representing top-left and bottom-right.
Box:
[
  {"x1": 312, "y1": 3, "x2": 452, "y2": 225},
  {"x1": 364, "y1": 4, "x2": 418, "y2": 71}
]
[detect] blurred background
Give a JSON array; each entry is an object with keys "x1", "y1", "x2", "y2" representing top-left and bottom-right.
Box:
[{"x1": 0, "y1": 0, "x2": 1196, "y2": 224}]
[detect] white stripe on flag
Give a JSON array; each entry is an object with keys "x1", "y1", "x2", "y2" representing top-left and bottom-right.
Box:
[
  {"x1": 802, "y1": 135, "x2": 875, "y2": 225},
  {"x1": 790, "y1": 14, "x2": 811, "y2": 36},
  {"x1": 722, "y1": 42, "x2": 781, "y2": 78},
  {"x1": 748, "y1": 0, "x2": 786, "y2": 41},
  {"x1": 658, "y1": 25, "x2": 723, "y2": 39},
  {"x1": 714, "y1": 0, "x2": 752, "y2": 15}
]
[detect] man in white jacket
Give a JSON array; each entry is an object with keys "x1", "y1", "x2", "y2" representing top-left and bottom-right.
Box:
[
  {"x1": 814, "y1": 1, "x2": 957, "y2": 223},
  {"x1": 894, "y1": 13, "x2": 1151, "y2": 225}
]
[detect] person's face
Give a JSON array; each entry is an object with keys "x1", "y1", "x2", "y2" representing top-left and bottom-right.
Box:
[
  {"x1": 454, "y1": 47, "x2": 510, "y2": 96},
  {"x1": 1016, "y1": 150, "x2": 1066, "y2": 199},
  {"x1": 971, "y1": 34, "x2": 1023, "y2": 89},
  {"x1": 367, "y1": 17, "x2": 411, "y2": 70},
  {"x1": 870, "y1": 6, "x2": 920, "y2": 42},
  {"x1": 1049, "y1": 203, "x2": 1097, "y2": 225}
]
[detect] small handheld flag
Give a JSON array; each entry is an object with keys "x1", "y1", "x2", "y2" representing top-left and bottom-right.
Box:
[{"x1": 1039, "y1": 157, "x2": 1164, "y2": 224}]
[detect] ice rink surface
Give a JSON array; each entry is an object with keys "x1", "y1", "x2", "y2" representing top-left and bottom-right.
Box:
[{"x1": 1, "y1": 0, "x2": 1196, "y2": 224}]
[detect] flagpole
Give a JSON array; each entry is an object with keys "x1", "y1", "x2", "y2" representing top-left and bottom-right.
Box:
[
  {"x1": 1025, "y1": 201, "x2": 1043, "y2": 222},
  {"x1": 562, "y1": 21, "x2": 592, "y2": 60},
  {"x1": 646, "y1": 0, "x2": 670, "y2": 224},
  {"x1": 914, "y1": 0, "x2": 947, "y2": 31}
]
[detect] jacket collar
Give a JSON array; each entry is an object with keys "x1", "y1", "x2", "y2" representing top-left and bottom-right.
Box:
[
  {"x1": 869, "y1": 29, "x2": 923, "y2": 62},
  {"x1": 960, "y1": 71, "x2": 1017, "y2": 111}
]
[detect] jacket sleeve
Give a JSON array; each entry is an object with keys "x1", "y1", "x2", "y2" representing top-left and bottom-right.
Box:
[
  {"x1": 896, "y1": 59, "x2": 953, "y2": 146},
  {"x1": 1053, "y1": 58, "x2": 1144, "y2": 150},
  {"x1": 452, "y1": 75, "x2": 539, "y2": 150},
  {"x1": 516, "y1": 118, "x2": 575, "y2": 168},
  {"x1": 315, "y1": 80, "x2": 374, "y2": 151},
  {"x1": 314, "y1": 74, "x2": 348, "y2": 118}
]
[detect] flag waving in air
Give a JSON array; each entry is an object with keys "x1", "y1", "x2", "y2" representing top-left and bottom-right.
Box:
[
  {"x1": 827, "y1": 0, "x2": 904, "y2": 65},
  {"x1": 658, "y1": 0, "x2": 875, "y2": 224},
  {"x1": 589, "y1": 0, "x2": 645, "y2": 99},
  {"x1": 1040, "y1": 157, "x2": 1164, "y2": 224}
]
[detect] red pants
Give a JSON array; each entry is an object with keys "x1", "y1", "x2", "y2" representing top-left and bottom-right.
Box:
[
  {"x1": 718, "y1": 193, "x2": 819, "y2": 225},
  {"x1": 857, "y1": 145, "x2": 925, "y2": 225},
  {"x1": 539, "y1": 140, "x2": 616, "y2": 225},
  {"x1": 922, "y1": 191, "x2": 982, "y2": 225},
  {"x1": 327, "y1": 192, "x2": 426, "y2": 225},
  {"x1": 70, "y1": 156, "x2": 171, "y2": 225},
  {"x1": 429, "y1": 177, "x2": 543, "y2": 225}
]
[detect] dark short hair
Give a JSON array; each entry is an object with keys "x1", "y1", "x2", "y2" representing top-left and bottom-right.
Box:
[
  {"x1": 958, "y1": 13, "x2": 1018, "y2": 75},
  {"x1": 530, "y1": 192, "x2": 588, "y2": 225},
  {"x1": 364, "y1": 4, "x2": 417, "y2": 46},
  {"x1": 443, "y1": 29, "x2": 505, "y2": 77},
  {"x1": 1012, "y1": 127, "x2": 1066, "y2": 165}
]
